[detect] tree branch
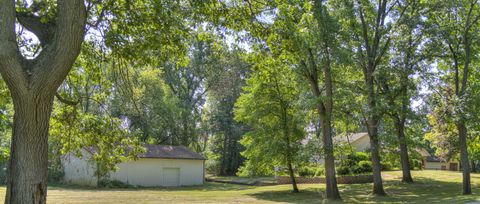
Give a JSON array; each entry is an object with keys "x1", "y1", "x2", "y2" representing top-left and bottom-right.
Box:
[
  {"x1": 16, "y1": 12, "x2": 56, "y2": 47},
  {"x1": 31, "y1": 0, "x2": 87, "y2": 92},
  {"x1": 0, "y1": 0, "x2": 28, "y2": 92},
  {"x1": 55, "y1": 93, "x2": 80, "y2": 106}
]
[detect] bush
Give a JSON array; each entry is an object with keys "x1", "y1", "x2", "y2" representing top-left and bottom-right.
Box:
[
  {"x1": 48, "y1": 160, "x2": 65, "y2": 183},
  {"x1": 337, "y1": 152, "x2": 373, "y2": 175},
  {"x1": 336, "y1": 166, "x2": 350, "y2": 175},
  {"x1": 98, "y1": 179, "x2": 134, "y2": 188},
  {"x1": 205, "y1": 159, "x2": 222, "y2": 175},
  {"x1": 381, "y1": 162, "x2": 393, "y2": 171},
  {"x1": 314, "y1": 167, "x2": 325, "y2": 177},
  {"x1": 354, "y1": 161, "x2": 372, "y2": 174},
  {"x1": 410, "y1": 159, "x2": 423, "y2": 170},
  {"x1": 297, "y1": 165, "x2": 325, "y2": 177}
]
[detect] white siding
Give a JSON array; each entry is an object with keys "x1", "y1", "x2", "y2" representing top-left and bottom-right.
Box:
[
  {"x1": 424, "y1": 161, "x2": 459, "y2": 171},
  {"x1": 61, "y1": 153, "x2": 98, "y2": 187},
  {"x1": 352, "y1": 135, "x2": 371, "y2": 152},
  {"x1": 62, "y1": 152, "x2": 205, "y2": 187},
  {"x1": 109, "y1": 158, "x2": 204, "y2": 187}
]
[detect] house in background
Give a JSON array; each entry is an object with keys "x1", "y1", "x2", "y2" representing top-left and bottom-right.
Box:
[
  {"x1": 336, "y1": 132, "x2": 460, "y2": 171},
  {"x1": 335, "y1": 132, "x2": 371, "y2": 152},
  {"x1": 62, "y1": 145, "x2": 206, "y2": 187}
]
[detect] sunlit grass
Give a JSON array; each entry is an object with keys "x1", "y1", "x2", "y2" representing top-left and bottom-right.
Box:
[{"x1": 0, "y1": 170, "x2": 479, "y2": 203}]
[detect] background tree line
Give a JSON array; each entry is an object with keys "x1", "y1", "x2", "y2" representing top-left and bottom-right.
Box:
[{"x1": 0, "y1": 0, "x2": 480, "y2": 202}]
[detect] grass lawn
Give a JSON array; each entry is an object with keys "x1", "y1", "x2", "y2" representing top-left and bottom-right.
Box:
[{"x1": 0, "y1": 170, "x2": 479, "y2": 203}]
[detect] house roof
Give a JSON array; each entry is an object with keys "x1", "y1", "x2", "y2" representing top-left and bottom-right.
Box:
[
  {"x1": 335, "y1": 132, "x2": 369, "y2": 143},
  {"x1": 416, "y1": 148, "x2": 431, "y2": 157},
  {"x1": 425, "y1": 155, "x2": 446, "y2": 163},
  {"x1": 139, "y1": 145, "x2": 206, "y2": 160}
]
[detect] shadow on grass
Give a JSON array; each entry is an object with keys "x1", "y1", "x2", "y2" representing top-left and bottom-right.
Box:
[
  {"x1": 247, "y1": 187, "x2": 325, "y2": 204},
  {"x1": 249, "y1": 176, "x2": 480, "y2": 203},
  {"x1": 48, "y1": 182, "x2": 254, "y2": 192},
  {"x1": 339, "y1": 177, "x2": 480, "y2": 203}
]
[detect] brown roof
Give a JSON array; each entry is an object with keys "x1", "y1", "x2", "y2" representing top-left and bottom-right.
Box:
[{"x1": 139, "y1": 145, "x2": 205, "y2": 160}]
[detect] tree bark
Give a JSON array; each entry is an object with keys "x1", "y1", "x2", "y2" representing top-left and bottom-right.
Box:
[
  {"x1": 365, "y1": 72, "x2": 386, "y2": 196},
  {"x1": 281, "y1": 106, "x2": 299, "y2": 193},
  {"x1": 457, "y1": 121, "x2": 471, "y2": 195},
  {"x1": 287, "y1": 158, "x2": 299, "y2": 193},
  {"x1": 395, "y1": 118, "x2": 413, "y2": 183},
  {"x1": 5, "y1": 93, "x2": 54, "y2": 204},
  {"x1": 304, "y1": 47, "x2": 341, "y2": 200},
  {"x1": 0, "y1": 0, "x2": 86, "y2": 203}
]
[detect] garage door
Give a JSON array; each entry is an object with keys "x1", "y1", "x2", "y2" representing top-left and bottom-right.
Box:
[{"x1": 163, "y1": 168, "x2": 180, "y2": 186}]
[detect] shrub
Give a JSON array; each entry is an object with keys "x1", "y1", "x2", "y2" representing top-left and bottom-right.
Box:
[
  {"x1": 381, "y1": 162, "x2": 393, "y2": 171},
  {"x1": 205, "y1": 159, "x2": 222, "y2": 175},
  {"x1": 48, "y1": 161, "x2": 65, "y2": 184},
  {"x1": 337, "y1": 152, "x2": 373, "y2": 175},
  {"x1": 297, "y1": 166, "x2": 315, "y2": 177},
  {"x1": 410, "y1": 159, "x2": 423, "y2": 170},
  {"x1": 314, "y1": 167, "x2": 325, "y2": 177},
  {"x1": 336, "y1": 166, "x2": 351, "y2": 175},
  {"x1": 98, "y1": 179, "x2": 134, "y2": 188},
  {"x1": 354, "y1": 161, "x2": 372, "y2": 174},
  {"x1": 297, "y1": 165, "x2": 325, "y2": 177}
]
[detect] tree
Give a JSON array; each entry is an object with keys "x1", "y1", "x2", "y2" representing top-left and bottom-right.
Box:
[
  {"x1": 0, "y1": 1, "x2": 86, "y2": 203},
  {"x1": 50, "y1": 42, "x2": 144, "y2": 185},
  {"x1": 337, "y1": 0, "x2": 406, "y2": 195},
  {"x1": 376, "y1": 0, "x2": 424, "y2": 183},
  {"x1": 424, "y1": 0, "x2": 480, "y2": 194},
  {"x1": 206, "y1": 48, "x2": 250, "y2": 176},
  {"x1": 235, "y1": 53, "x2": 305, "y2": 193},
  {"x1": 227, "y1": 0, "x2": 343, "y2": 198}
]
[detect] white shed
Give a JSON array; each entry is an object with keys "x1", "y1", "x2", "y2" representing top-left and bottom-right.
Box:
[{"x1": 61, "y1": 145, "x2": 206, "y2": 187}]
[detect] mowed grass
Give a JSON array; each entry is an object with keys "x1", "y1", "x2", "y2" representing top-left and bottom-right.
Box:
[{"x1": 0, "y1": 170, "x2": 479, "y2": 203}]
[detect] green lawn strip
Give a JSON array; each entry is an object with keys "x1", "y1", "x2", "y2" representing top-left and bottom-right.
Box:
[{"x1": 0, "y1": 170, "x2": 478, "y2": 203}]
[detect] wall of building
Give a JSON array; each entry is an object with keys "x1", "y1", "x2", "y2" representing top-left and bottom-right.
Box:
[
  {"x1": 352, "y1": 135, "x2": 371, "y2": 152},
  {"x1": 61, "y1": 153, "x2": 98, "y2": 187},
  {"x1": 109, "y1": 158, "x2": 204, "y2": 187},
  {"x1": 424, "y1": 161, "x2": 459, "y2": 171}
]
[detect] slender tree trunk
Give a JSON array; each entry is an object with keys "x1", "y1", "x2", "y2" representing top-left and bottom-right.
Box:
[
  {"x1": 304, "y1": 46, "x2": 341, "y2": 200},
  {"x1": 365, "y1": 72, "x2": 386, "y2": 196},
  {"x1": 319, "y1": 116, "x2": 340, "y2": 199},
  {"x1": 307, "y1": 76, "x2": 341, "y2": 200},
  {"x1": 5, "y1": 92, "x2": 55, "y2": 204},
  {"x1": 457, "y1": 121, "x2": 471, "y2": 194},
  {"x1": 395, "y1": 118, "x2": 413, "y2": 183},
  {"x1": 320, "y1": 51, "x2": 341, "y2": 200},
  {"x1": 287, "y1": 158, "x2": 299, "y2": 193}
]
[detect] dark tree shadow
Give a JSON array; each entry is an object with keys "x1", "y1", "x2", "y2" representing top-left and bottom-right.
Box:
[{"x1": 247, "y1": 188, "x2": 326, "y2": 204}]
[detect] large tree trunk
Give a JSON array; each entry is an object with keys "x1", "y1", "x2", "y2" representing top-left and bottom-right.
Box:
[
  {"x1": 457, "y1": 122, "x2": 471, "y2": 195},
  {"x1": 395, "y1": 118, "x2": 413, "y2": 183},
  {"x1": 5, "y1": 92, "x2": 55, "y2": 204},
  {"x1": 0, "y1": 1, "x2": 86, "y2": 203}
]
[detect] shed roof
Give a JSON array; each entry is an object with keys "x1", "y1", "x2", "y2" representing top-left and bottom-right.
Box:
[{"x1": 139, "y1": 145, "x2": 206, "y2": 160}]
